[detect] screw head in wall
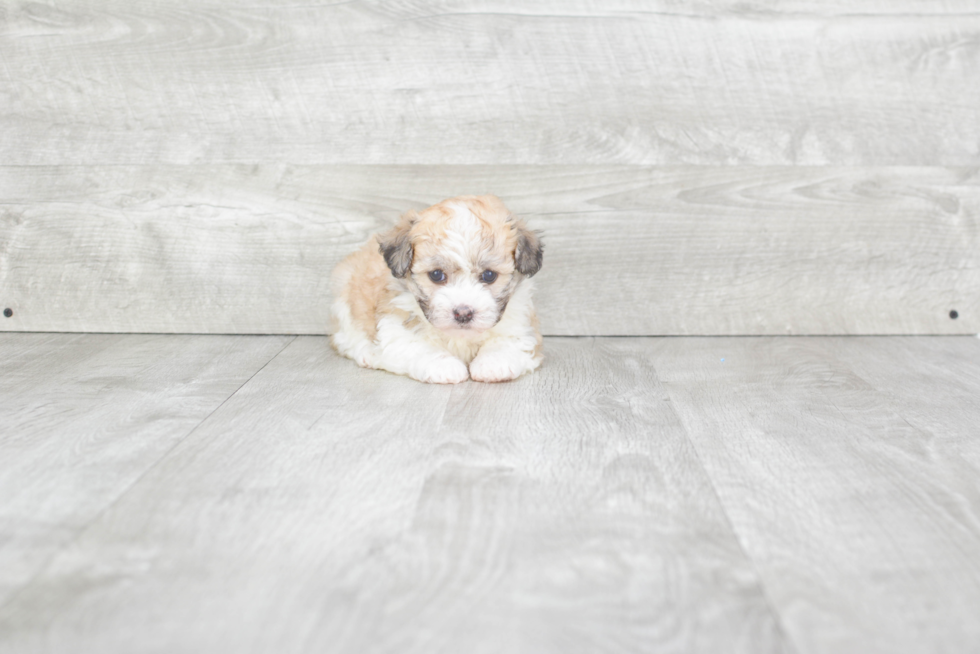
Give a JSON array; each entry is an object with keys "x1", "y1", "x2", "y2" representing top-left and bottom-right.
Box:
[{"x1": 3, "y1": 308, "x2": 11, "y2": 318}]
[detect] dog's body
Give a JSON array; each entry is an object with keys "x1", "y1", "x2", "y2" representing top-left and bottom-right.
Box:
[{"x1": 330, "y1": 195, "x2": 543, "y2": 383}]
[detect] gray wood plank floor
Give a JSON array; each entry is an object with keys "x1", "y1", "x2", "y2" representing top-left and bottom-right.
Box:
[
  {"x1": 2, "y1": 333, "x2": 979, "y2": 653},
  {"x1": 651, "y1": 337, "x2": 980, "y2": 653},
  {"x1": 0, "y1": 334, "x2": 293, "y2": 606}
]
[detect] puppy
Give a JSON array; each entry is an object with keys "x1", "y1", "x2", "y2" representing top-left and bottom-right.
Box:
[{"x1": 330, "y1": 195, "x2": 543, "y2": 384}]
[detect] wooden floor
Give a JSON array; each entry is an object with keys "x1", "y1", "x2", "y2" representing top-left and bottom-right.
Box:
[{"x1": 1, "y1": 333, "x2": 978, "y2": 653}]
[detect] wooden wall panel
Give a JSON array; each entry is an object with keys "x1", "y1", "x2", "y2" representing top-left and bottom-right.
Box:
[
  {"x1": 1, "y1": 0, "x2": 978, "y2": 166},
  {"x1": 1, "y1": 165, "x2": 976, "y2": 335},
  {"x1": 2, "y1": 1, "x2": 977, "y2": 334}
]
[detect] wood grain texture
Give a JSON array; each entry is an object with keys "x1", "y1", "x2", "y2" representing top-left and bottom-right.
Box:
[
  {"x1": 0, "y1": 333, "x2": 292, "y2": 607},
  {"x1": 1, "y1": 0, "x2": 978, "y2": 166},
  {"x1": 652, "y1": 336, "x2": 980, "y2": 654},
  {"x1": 0, "y1": 336, "x2": 790, "y2": 654},
  {"x1": 832, "y1": 337, "x2": 980, "y2": 452},
  {"x1": 1, "y1": 165, "x2": 976, "y2": 335}
]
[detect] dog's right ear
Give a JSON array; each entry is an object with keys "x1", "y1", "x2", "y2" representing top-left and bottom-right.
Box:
[{"x1": 377, "y1": 213, "x2": 416, "y2": 278}]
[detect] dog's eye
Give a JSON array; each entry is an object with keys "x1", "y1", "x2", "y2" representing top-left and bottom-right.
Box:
[
  {"x1": 480, "y1": 270, "x2": 498, "y2": 284},
  {"x1": 428, "y1": 269, "x2": 447, "y2": 284}
]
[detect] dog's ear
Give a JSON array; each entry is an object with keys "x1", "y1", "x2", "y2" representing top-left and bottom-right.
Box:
[
  {"x1": 514, "y1": 221, "x2": 543, "y2": 278},
  {"x1": 377, "y1": 213, "x2": 416, "y2": 278}
]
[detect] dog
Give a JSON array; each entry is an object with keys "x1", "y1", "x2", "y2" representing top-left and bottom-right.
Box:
[{"x1": 330, "y1": 195, "x2": 543, "y2": 384}]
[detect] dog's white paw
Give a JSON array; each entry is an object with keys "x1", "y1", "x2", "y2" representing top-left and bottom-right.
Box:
[
  {"x1": 414, "y1": 356, "x2": 469, "y2": 384},
  {"x1": 469, "y1": 351, "x2": 530, "y2": 383}
]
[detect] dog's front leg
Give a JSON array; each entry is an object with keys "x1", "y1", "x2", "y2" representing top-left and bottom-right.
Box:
[
  {"x1": 469, "y1": 335, "x2": 541, "y2": 383},
  {"x1": 374, "y1": 317, "x2": 469, "y2": 384}
]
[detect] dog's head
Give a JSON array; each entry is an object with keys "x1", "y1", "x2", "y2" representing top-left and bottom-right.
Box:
[{"x1": 377, "y1": 195, "x2": 542, "y2": 337}]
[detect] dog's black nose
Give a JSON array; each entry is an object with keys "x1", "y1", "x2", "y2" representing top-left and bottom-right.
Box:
[{"x1": 453, "y1": 306, "x2": 475, "y2": 324}]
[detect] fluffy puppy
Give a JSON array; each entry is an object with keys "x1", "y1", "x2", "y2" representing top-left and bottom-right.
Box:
[{"x1": 330, "y1": 195, "x2": 543, "y2": 384}]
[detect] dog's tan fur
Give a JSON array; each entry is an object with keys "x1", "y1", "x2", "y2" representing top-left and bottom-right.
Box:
[{"x1": 330, "y1": 195, "x2": 543, "y2": 383}]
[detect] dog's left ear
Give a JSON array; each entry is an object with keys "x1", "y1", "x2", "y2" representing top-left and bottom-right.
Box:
[
  {"x1": 377, "y1": 213, "x2": 416, "y2": 278},
  {"x1": 514, "y1": 221, "x2": 544, "y2": 278}
]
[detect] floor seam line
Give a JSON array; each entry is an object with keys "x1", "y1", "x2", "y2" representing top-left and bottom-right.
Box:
[
  {"x1": 0, "y1": 335, "x2": 298, "y2": 614},
  {"x1": 659, "y1": 383, "x2": 804, "y2": 654}
]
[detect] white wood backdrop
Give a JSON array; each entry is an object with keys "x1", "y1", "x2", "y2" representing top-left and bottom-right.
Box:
[
  {"x1": 3, "y1": 0, "x2": 979, "y2": 166},
  {"x1": 1, "y1": 0, "x2": 978, "y2": 334},
  {"x1": 1, "y1": 165, "x2": 976, "y2": 334}
]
